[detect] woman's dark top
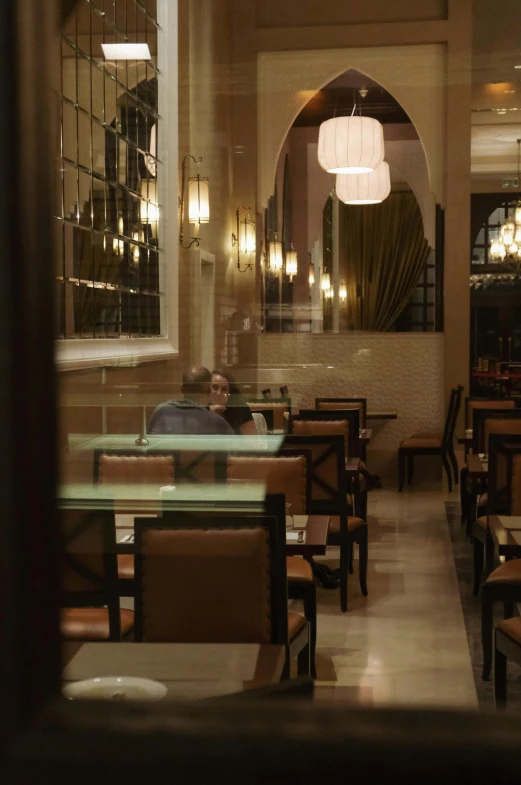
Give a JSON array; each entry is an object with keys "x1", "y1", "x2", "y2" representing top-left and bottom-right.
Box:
[{"x1": 220, "y1": 401, "x2": 254, "y2": 434}]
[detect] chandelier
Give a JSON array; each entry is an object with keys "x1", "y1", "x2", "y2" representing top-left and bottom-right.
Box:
[{"x1": 489, "y1": 139, "x2": 521, "y2": 266}]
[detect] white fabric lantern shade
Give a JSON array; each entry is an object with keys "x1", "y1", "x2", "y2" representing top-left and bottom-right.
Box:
[
  {"x1": 188, "y1": 175, "x2": 210, "y2": 224},
  {"x1": 336, "y1": 161, "x2": 391, "y2": 205},
  {"x1": 318, "y1": 116, "x2": 385, "y2": 174}
]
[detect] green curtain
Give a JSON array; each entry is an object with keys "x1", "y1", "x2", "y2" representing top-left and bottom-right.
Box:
[{"x1": 341, "y1": 191, "x2": 431, "y2": 332}]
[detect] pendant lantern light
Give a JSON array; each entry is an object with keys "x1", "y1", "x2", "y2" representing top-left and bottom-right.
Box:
[
  {"x1": 336, "y1": 161, "x2": 391, "y2": 205},
  {"x1": 318, "y1": 116, "x2": 385, "y2": 174},
  {"x1": 321, "y1": 271, "x2": 331, "y2": 291}
]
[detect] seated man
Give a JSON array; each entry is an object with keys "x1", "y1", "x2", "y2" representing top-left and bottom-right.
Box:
[{"x1": 148, "y1": 366, "x2": 234, "y2": 436}]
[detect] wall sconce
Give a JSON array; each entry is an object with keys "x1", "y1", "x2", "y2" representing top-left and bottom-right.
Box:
[
  {"x1": 179, "y1": 154, "x2": 210, "y2": 249},
  {"x1": 232, "y1": 205, "x2": 255, "y2": 272},
  {"x1": 339, "y1": 280, "x2": 347, "y2": 301},
  {"x1": 285, "y1": 245, "x2": 298, "y2": 279},
  {"x1": 309, "y1": 262, "x2": 315, "y2": 287},
  {"x1": 321, "y1": 271, "x2": 331, "y2": 292},
  {"x1": 269, "y1": 235, "x2": 283, "y2": 271},
  {"x1": 140, "y1": 180, "x2": 159, "y2": 237}
]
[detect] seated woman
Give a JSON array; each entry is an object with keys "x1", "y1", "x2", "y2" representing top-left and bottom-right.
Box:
[{"x1": 209, "y1": 369, "x2": 257, "y2": 435}]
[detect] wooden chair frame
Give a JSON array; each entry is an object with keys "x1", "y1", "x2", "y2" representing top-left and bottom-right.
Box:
[
  {"x1": 283, "y1": 434, "x2": 367, "y2": 612},
  {"x1": 398, "y1": 385, "x2": 462, "y2": 492},
  {"x1": 494, "y1": 622, "x2": 521, "y2": 709},
  {"x1": 315, "y1": 397, "x2": 367, "y2": 428},
  {"x1": 61, "y1": 508, "x2": 123, "y2": 641},
  {"x1": 134, "y1": 494, "x2": 310, "y2": 677}
]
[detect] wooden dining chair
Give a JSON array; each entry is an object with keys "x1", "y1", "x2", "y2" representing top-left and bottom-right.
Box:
[
  {"x1": 461, "y1": 401, "x2": 516, "y2": 524},
  {"x1": 292, "y1": 409, "x2": 366, "y2": 518},
  {"x1": 60, "y1": 508, "x2": 134, "y2": 642},
  {"x1": 226, "y1": 451, "x2": 317, "y2": 676},
  {"x1": 473, "y1": 434, "x2": 521, "y2": 595},
  {"x1": 462, "y1": 408, "x2": 521, "y2": 527},
  {"x1": 134, "y1": 495, "x2": 311, "y2": 678},
  {"x1": 398, "y1": 385, "x2": 462, "y2": 492},
  {"x1": 494, "y1": 616, "x2": 521, "y2": 709},
  {"x1": 481, "y1": 448, "x2": 521, "y2": 680},
  {"x1": 95, "y1": 451, "x2": 176, "y2": 592},
  {"x1": 315, "y1": 397, "x2": 367, "y2": 428},
  {"x1": 284, "y1": 432, "x2": 368, "y2": 612}
]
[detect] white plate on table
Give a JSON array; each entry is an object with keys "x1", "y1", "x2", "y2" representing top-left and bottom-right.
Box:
[{"x1": 63, "y1": 676, "x2": 167, "y2": 701}]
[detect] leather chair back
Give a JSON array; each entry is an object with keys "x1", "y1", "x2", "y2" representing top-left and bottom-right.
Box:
[
  {"x1": 466, "y1": 398, "x2": 515, "y2": 429},
  {"x1": 282, "y1": 435, "x2": 348, "y2": 528},
  {"x1": 98, "y1": 454, "x2": 174, "y2": 485},
  {"x1": 316, "y1": 398, "x2": 366, "y2": 428},
  {"x1": 472, "y1": 410, "x2": 521, "y2": 454},
  {"x1": 488, "y1": 434, "x2": 521, "y2": 515},
  {"x1": 134, "y1": 498, "x2": 288, "y2": 644},
  {"x1": 227, "y1": 455, "x2": 308, "y2": 514},
  {"x1": 292, "y1": 419, "x2": 349, "y2": 465}
]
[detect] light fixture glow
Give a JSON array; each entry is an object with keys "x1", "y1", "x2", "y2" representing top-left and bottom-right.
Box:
[
  {"x1": 101, "y1": 43, "x2": 151, "y2": 61},
  {"x1": 140, "y1": 180, "x2": 160, "y2": 229},
  {"x1": 317, "y1": 116, "x2": 385, "y2": 175},
  {"x1": 269, "y1": 239, "x2": 283, "y2": 271},
  {"x1": 321, "y1": 272, "x2": 331, "y2": 291},
  {"x1": 309, "y1": 264, "x2": 315, "y2": 287},
  {"x1": 188, "y1": 175, "x2": 210, "y2": 224},
  {"x1": 285, "y1": 250, "x2": 298, "y2": 278},
  {"x1": 339, "y1": 280, "x2": 347, "y2": 301},
  {"x1": 336, "y1": 161, "x2": 391, "y2": 205}
]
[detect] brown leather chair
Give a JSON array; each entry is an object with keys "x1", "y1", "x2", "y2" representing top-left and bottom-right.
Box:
[
  {"x1": 482, "y1": 447, "x2": 521, "y2": 680},
  {"x1": 466, "y1": 398, "x2": 516, "y2": 430},
  {"x1": 494, "y1": 616, "x2": 521, "y2": 709},
  {"x1": 291, "y1": 411, "x2": 366, "y2": 518},
  {"x1": 227, "y1": 453, "x2": 316, "y2": 676},
  {"x1": 134, "y1": 498, "x2": 310, "y2": 677},
  {"x1": 96, "y1": 452, "x2": 175, "y2": 593},
  {"x1": 284, "y1": 432, "x2": 368, "y2": 612},
  {"x1": 60, "y1": 508, "x2": 134, "y2": 641},
  {"x1": 398, "y1": 385, "x2": 462, "y2": 492},
  {"x1": 473, "y1": 434, "x2": 521, "y2": 595},
  {"x1": 316, "y1": 398, "x2": 367, "y2": 428}
]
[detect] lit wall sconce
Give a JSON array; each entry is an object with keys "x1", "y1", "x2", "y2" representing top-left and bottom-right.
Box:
[
  {"x1": 309, "y1": 262, "x2": 315, "y2": 287},
  {"x1": 232, "y1": 205, "x2": 255, "y2": 272},
  {"x1": 339, "y1": 280, "x2": 347, "y2": 301},
  {"x1": 321, "y1": 271, "x2": 331, "y2": 292},
  {"x1": 269, "y1": 235, "x2": 283, "y2": 271},
  {"x1": 285, "y1": 246, "x2": 298, "y2": 279},
  {"x1": 324, "y1": 285, "x2": 334, "y2": 300},
  {"x1": 179, "y1": 154, "x2": 210, "y2": 249},
  {"x1": 140, "y1": 180, "x2": 159, "y2": 237}
]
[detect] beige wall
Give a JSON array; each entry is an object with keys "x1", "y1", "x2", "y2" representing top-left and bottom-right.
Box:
[{"x1": 255, "y1": 0, "x2": 447, "y2": 27}]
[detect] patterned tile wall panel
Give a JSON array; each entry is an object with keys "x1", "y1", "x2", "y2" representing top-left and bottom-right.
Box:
[{"x1": 257, "y1": 333, "x2": 445, "y2": 450}]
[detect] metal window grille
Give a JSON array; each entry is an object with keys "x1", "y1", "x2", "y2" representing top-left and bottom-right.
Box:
[{"x1": 57, "y1": 0, "x2": 163, "y2": 338}]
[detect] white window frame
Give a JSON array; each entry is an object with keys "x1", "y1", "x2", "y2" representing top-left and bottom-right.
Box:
[{"x1": 56, "y1": 0, "x2": 178, "y2": 371}]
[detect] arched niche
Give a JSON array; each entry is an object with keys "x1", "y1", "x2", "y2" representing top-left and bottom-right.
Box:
[{"x1": 257, "y1": 44, "x2": 445, "y2": 216}]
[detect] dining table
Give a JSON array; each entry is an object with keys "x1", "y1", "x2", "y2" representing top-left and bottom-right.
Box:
[{"x1": 62, "y1": 642, "x2": 286, "y2": 701}]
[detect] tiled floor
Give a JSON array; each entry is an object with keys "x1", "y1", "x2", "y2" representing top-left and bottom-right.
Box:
[{"x1": 311, "y1": 485, "x2": 478, "y2": 709}]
